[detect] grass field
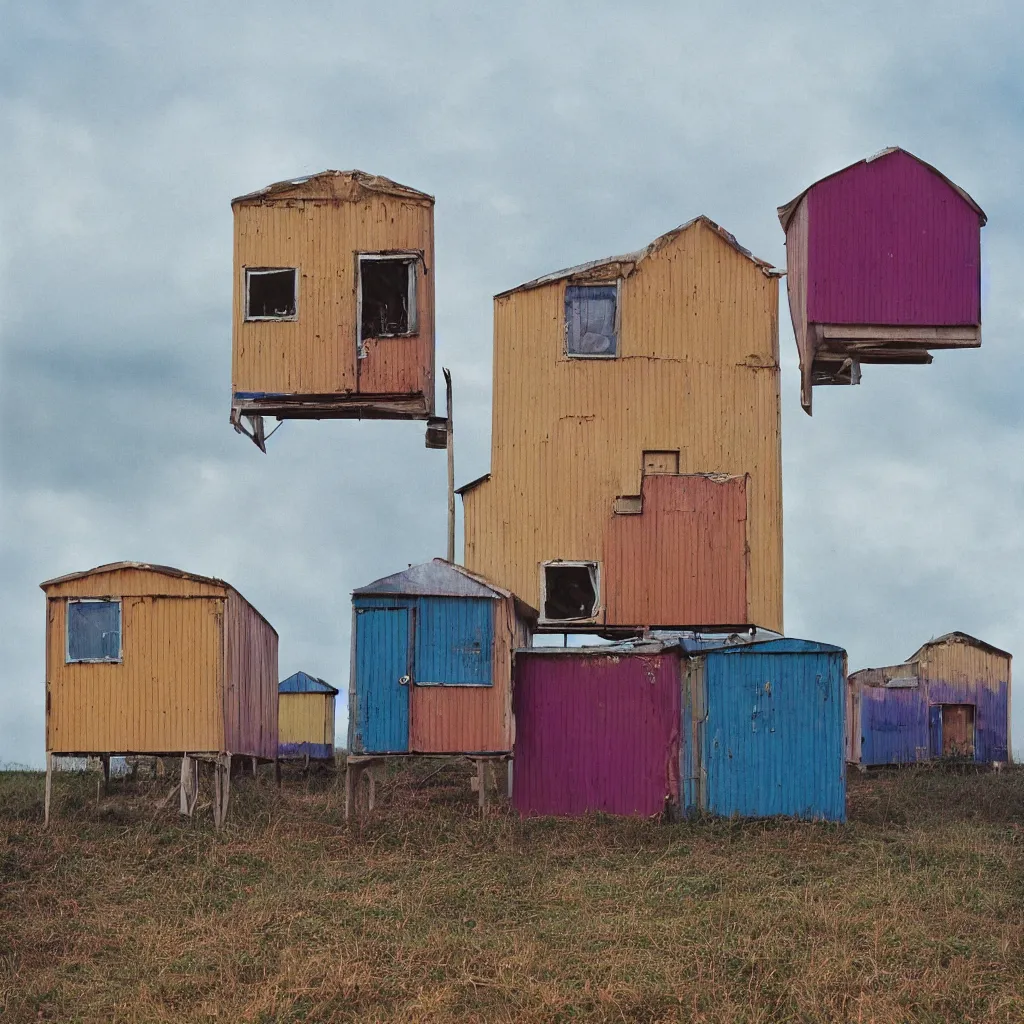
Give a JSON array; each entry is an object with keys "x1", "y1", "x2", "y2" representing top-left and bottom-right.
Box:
[{"x1": 2, "y1": 762, "x2": 1024, "y2": 1023}]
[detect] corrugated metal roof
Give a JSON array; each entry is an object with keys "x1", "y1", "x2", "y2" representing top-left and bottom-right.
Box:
[
  {"x1": 353, "y1": 558, "x2": 508, "y2": 600},
  {"x1": 279, "y1": 671, "x2": 338, "y2": 695},
  {"x1": 40, "y1": 562, "x2": 228, "y2": 591},
  {"x1": 906, "y1": 631, "x2": 1012, "y2": 662},
  {"x1": 496, "y1": 216, "x2": 778, "y2": 298},
  {"x1": 778, "y1": 147, "x2": 987, "y2": 231},
  {"x1": 232, "y1": 169, "x2": 434, "y2": 206}
]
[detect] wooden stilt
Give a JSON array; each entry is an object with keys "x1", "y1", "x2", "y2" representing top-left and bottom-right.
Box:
[
  {"x1": 274, "y1": 758, "x2": 282, "y2": 789},
  {"x1": 179, "y1": 755, "x2": 199, "y2": 817},
  {"x1": 344, "y1": 760, "x2": 355, "y2": 821},
  {"x1": 44, "y1": 752, "x2": 53, "y2": 828},
  {"x1": 100, "y1": 754, "x2": 110, "y2": 794},
  {"x1": 251, "y1": 756, "x2": 258, "y2": 779},
  {"x1": 476, "y1": 759, "x2": 487, "y2": 815},
  {"x1": 367, "y1": 766, "x2": 377, "y2": 812},
  {"x1": 221, "y1": 755, "x2": 232, "y2": 826}
]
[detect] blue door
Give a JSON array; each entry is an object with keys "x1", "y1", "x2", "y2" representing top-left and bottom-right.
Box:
[{"x1": 354, "y1": 606, "x2": 410, "y2": 753}]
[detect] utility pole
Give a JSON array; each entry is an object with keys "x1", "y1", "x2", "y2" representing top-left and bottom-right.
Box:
[{"x1": 425, "y1": 367, "x2": 456, "y2": 563}]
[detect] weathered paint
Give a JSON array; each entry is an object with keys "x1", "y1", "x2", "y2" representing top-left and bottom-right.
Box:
[
  {"x1": 779, "y1": 148, "x2": 985, "y2": 411},
  {"x1": 353, "y1": 606, "x2": 410, "y2": 754},
  {"x1": 278, "y1": 691, "x2": 335, "y2": 760},
  {"x1": 42, "y1": 563, "x2": 278, "y2": 758},
  {"x1": 349, "y1": 560, "x2": 535, "y2": 755},
  {"x1": 512, "y1": 650, "x2": 681, "y2": 817},
  {"x1": 850, "y1": 633, "x2": 1011, "y2": 766},
  {"x1": 604, "y1": 474, "x2": 749, "y2": 627},
  {"x1": 232, "y1": 171, "x2": 435, "y2": 415},
  {"x1": 461, "y1": 217, "x2": 783, "y2": 632},
  {"x1": 697, "y1": 639, "x2": 847, "y2": 822}
]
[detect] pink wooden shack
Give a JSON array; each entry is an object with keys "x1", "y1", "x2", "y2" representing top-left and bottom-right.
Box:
[{"x1": 778, "y1": 148, "x2": 986, "y2": 413}]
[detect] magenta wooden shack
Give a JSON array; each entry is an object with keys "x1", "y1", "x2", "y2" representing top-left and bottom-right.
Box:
[{"x1": 779, "y1": 147, "x2": 986, "y2": 413}]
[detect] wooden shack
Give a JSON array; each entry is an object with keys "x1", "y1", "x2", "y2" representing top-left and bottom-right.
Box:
[
  {"x1": 848, "y1": 632, "x2": 1011, "y2": 767},
  {"x1": 460, "y1": 216, "x2": 784, "y2": 634},
  {"x1": 349, "y1": 560, "x2": 534, "y2": 757},
  {"x1": 278, "y1": 671, "x2": 338, "y2": 762},
  {"x1": 230, "y1": 170, "x2": 436, "y2": 448},
  {"x1": 41, "y1": 562, "x2": 278, "y2": 825},
  {"x1": 778, "y1": 147, "x2": 986, "y2": 413}
]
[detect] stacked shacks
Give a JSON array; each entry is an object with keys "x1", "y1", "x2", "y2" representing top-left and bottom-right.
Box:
[
  {"x1": 40, "y1": 563, "x2": 278, "y2": 826},
  {"x1": 848, "y1": 633, "x2": 1011, "y2": 767}
]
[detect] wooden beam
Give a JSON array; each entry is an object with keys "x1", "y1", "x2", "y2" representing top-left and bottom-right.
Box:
[
  {"x1": 44, "y1": 752, "x2": 52, "y2": 828},
  {"x1": 819, "y1": 324, "x2": 980, "y2": 346}
]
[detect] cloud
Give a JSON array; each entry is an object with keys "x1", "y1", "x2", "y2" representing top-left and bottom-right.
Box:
[{"x1": 3, "y1": 1, "x2": 1024, "y2": 765}]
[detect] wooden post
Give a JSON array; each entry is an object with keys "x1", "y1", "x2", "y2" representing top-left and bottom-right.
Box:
[
  {"x1": 251, "y1": 756, "x2": 258, "y2": 779},
  {"x1": 274, "y1": 758, "x2": 282, "y2": 789},
  {"x1": 100, "y1": 754, "x2": 110, "y2": 794},
  {"x1": 476, "y1": 759, "x2": 487, "y2": 815},
  {"x1": 444, "y1": 367, "x2": 455, "y2": 563},
  {"x1": 44, "y1": 752, "x2": 52, "y2": 828},
  {"x1": 367, "y1": 766, "x2": 377, "y2": 812},
  {"x1": 222, "y1": 755, "x2": 232, "y2": 826},
  {"x1": 344, "y1": 759, "x2": 356, "y2": 821}
]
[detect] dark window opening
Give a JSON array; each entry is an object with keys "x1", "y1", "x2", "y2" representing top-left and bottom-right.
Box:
[
  {"x1": 361, "y1": 259, "x2": 415, "y2": 338},
  {"x1": 67, "y1": 600, "x2": 121, "y2": 663},
  {"x1": 246, "y1": 269, "x2": 297, "y2": 319},
  {"x1": 565, "y1": 284, "x2": 617, "y2": 357},
  {"x1": 543, "y1": 563, "x2": 598, "y2": 621}
]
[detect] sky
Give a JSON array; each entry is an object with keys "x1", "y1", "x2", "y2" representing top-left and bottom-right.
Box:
[{"x1": 2, "y1": 1, "x2": 1023, "y2": 767}]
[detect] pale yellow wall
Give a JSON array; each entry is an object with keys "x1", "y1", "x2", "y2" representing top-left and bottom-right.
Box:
[
  {"x1": 232, "y1": 192, "x2": 434, "y2": 396},
  {"x1": 279, "y1": 693, "x2": 333, "y2": 745},
  {"x1": 462, "y1": 219, "x2": 783, "y2": 631}
]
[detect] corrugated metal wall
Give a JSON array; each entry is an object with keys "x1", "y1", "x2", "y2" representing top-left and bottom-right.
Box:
[
  {"x1": 45, "y1": 570, "x2": 225, "y2": 753},
  {"x1": 232, "y1": 190, "x2": 434, "y2": 399},
  {"x1": 223, "y1": 589, "x2": 279, "y2": 760},
  {"x1": 781, "y1": 194, "x2": 813, "y2": 410},
  {"x1": 806, "y1": 150, "x2": 981, "y2": 326},
  {"x1": 699, "y1": 642, "x2": 846, "y2": 822},
  {"x1": 279, "y1": 693, "x2": 334, "y2": 759},
  {"x1": 463, "y1": 218, "x2": 783, "y2": 631},
  {"x1": 604, "y1": 474, "x2": 749, "y2": 626},
  {"x1": 859, "y1": 686, "x2": 929, "y2": 765},
  {"x1": 512, "y1": 651, "x2": 681, "y2": 817},
  {"x1": 352, "y1": 593, "x2": 527, "y2": 754}
]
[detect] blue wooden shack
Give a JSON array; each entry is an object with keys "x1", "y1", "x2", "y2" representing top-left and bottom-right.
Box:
[
  {"x1": 681, "y1": 638, "x2": 847, "y2": 822},
  {"x1": 278, "y1": 671, "x2": 338, "y2": 761},
  {"x1": 349, "y1": 560, "x2": 535, "y2": 756}
]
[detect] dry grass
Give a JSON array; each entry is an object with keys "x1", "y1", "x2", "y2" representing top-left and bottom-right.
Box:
[{"x1": 2, "y1": 761, "x2": 1024, "y2": 1023}]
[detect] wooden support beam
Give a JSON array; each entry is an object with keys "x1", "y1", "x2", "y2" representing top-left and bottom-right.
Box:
[{"x1": 44, "y1": 752, "x2": 52, "y2": 828}]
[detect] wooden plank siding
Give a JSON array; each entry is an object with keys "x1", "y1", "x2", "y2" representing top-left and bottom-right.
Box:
[
  {"x1": 232, "y1": 182, "x2": 434, "y2": 402},
  {"x1": 462, "y1": 218, "x2": 783, "y2": 632},
  {"x1": 279, "y1": 693, "x2": 334, "y2": 747},
  {"x1": 223, "y1": 589, "x2": 279, "y2": 761}
]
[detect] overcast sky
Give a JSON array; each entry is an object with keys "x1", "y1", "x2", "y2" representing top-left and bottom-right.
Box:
[{"x1": 2, "y1": 2, "x2": 1023, "y2": 767}]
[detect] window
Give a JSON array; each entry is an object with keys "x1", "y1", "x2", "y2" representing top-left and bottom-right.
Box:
[
  {"x1": 542, "y1": 562, "x2": 599, "y2": 622},
  {"x1": 67, "y1": 600, "x2": 121, "y2": 663},
  {"x1": 359, "y1": 255, "x2": 418, "y2": 338},
  {"x1": 245, "y1": 268, "x2": 297, "y2": 320},
  {"x1": 565, "y1": 284, "x2": 618, "y2": 358}
]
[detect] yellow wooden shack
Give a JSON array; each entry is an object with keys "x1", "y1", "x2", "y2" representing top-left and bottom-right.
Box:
[
  {"x1": 460, "y1": 216, "x2": 784, "y2": 634},
  {"x1": 278, "y1": 671, "x2": 338, "y2": 762},
  {"x1": 40, "y1": 562, "x2": 278, "y2": 825},
  {"x1": 230, "y1": 170, "x2": 436, "y2": 449}
]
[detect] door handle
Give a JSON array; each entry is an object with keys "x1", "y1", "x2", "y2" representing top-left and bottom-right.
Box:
[{"x1": 399, "y1": 675, "x2": 410, "y2": 686}]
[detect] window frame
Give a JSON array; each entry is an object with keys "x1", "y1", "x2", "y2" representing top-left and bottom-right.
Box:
[
  {"x1": 539, "y1": 560, "x2": 601, "y2": 625},
  {"x1": 357, "y1": 252, "x2": 420, "y2": 346},
  {"x1": 244, "y1": 267, "x2": 299, "y2": 322},
  {"x1": 66, "y1": 598, "x2": 123, "y2": 665},
  {"x1": 564, "y1": 281, "x2": 621, "y2": 360}
]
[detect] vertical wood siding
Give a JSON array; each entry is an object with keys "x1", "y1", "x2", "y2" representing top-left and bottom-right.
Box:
[
  {"x1": 604, "y1": 474, "x2": 748, "y2": 626},
  {"x1": 781, "y1": 197, "x2": 813, "y2": 409},
  {"x1": 278, "y1": 693, "x2": 334, "y2": 758},
  {"x1": 463, "y1": 219, "x2": 782, "y2": 631},
  {"x1": 45, "y1": 594, "x2": 224, "y2": 754},
  {"x1": 233, "y1": 196, "x2": 434, "y2": 399},
  {"x1": 806, "y1": 150, "x2": 982, "y2": 326},
  {"x1": 512, "y1": 651, "x2": 681, "y2": 817},
  {"x1": 223, "y1": 590, "x2": 279, "y2": 760}
]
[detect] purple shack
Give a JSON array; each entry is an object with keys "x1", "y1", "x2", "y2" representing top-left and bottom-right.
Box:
[
  {"x1": 848, "y1": 632, "x2": 1012, "y2": 767},
  {"x1": 778, "y1": 147, "x2": 986, "y2": 413}
]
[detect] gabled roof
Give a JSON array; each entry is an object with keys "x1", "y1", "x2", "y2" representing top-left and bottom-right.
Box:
[
  {"x1": 778, "y1": 147, "x2": 987, "y2": 232},
  {"x1": 279, "y1": 671, "x2": 338, "y2": 695},
  {"x1": 906, "y1": 631, "x2": 1011, "y2": 663},
  {"x1": 40, "y1": 562, "x2": 228, "y2": 591},
  {"x1": 354, "y1": 558, "x2": 509, "y2": 600},
  {"x1": 496, "y1": 215, "x2": 778, "y2": 298},
  {"x1": 232, "y1": 169, "x2": 434, "y2": 206},
  {"x1": 455, "y1": 473, "x2": 490, "y2": 496}
]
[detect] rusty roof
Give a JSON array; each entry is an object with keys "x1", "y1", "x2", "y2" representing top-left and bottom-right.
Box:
[
  {"x1": 906, "y1": 631, "x2": 1012, "y2": 663},
  {"x1": 40, "y1": 561, "x2": 229, "y2": 590},
  {"x1": 778, "y1": 147, "x2": 987, "y2": 232},
  {"x1": 231, "y1": 169, "x2": 434, "y2": 206},
  {"x1": 495, "y1": 215, "x2": 779, "y2": 298}
]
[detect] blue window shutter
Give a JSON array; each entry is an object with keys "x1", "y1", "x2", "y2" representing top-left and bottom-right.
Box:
[
  {"x1": 565, "y1": 285, "x2": 617, "y2": 356},
  {"x1": 67, "y1": 601, "x2": 121, "y2": 662}
]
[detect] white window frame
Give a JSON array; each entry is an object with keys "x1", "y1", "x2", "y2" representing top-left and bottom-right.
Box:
[
  {"x1": 539, "y1": 560, "x2": 601, "y2": 625},
  {"x1": 357, "y1": 252, "x2": 420, "y2": 349},
  {"x1": 564, "y1": 280, "x2": 621, "y2": 360},
  {"x1": 244, "y1": 267, "x2": 299, "y2": 322},
  {"x1": 66, "y1": 598, "x2": 123, "y2": 664}
]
